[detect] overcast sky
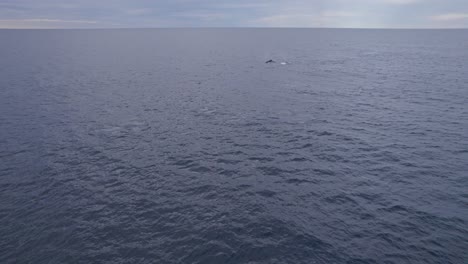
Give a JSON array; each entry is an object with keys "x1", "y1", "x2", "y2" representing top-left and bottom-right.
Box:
[{"x1": 0, "y1": 0, "x2": 467, "y2": 29}]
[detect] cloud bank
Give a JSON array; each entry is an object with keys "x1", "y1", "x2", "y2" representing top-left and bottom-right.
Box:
[{"x1": 0, "y1": 0, "x2": 466, "y2": 28}]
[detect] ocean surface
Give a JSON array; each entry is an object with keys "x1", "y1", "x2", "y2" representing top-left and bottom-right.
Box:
[{"x1": 0, "y1": 29, "x2": 467, "y2": 264}]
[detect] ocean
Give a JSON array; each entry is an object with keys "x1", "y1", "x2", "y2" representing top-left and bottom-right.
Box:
[{"x1": 0, "y1": 29, "x2": 467, "y2": 263}]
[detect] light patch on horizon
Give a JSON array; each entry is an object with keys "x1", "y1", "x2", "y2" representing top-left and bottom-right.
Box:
[
  {"x1": 428, "y1": 13, "x2": 468, "y2": 28},
  {"x1": 173, "y1": 11, "x2": 229, "y2": 21},
  {"x1": 0, "y1": 19, "x2": 100, "y2": 29},
  {"x1": 431, "y1": 13, "x2": 468, "y2": 21},
  {"x1": 381, "y1": 0, "x2": 421, "y2": 4},
  {"x1": 125, "y1": 9, "x2": 153, "y2": 16},
  {"x1": 253, "y1": 12, "x2": 360, "y2": 28}
]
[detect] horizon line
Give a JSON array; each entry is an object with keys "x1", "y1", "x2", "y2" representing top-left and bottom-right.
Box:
[{"x1": 0, "y1": 27, "x2": 467, "y2": 30}]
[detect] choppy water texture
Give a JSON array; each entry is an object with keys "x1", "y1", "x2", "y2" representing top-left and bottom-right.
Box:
[{"x1": 1, "y1": 29, "x2": 467, "y2": 264}]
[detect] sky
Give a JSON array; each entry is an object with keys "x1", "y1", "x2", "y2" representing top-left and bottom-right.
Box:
[{"x1": 0, "y1": 0, "x2": 467, "y2": 29}]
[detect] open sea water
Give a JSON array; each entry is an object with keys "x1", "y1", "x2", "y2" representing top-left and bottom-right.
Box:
[{"x1": 0, "y1": 29, "x2": 467, "y2": 264}]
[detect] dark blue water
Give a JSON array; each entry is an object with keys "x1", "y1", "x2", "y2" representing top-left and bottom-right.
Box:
[{"x1": 1, "y1": 29, "x2": 467, "y2": 264}]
